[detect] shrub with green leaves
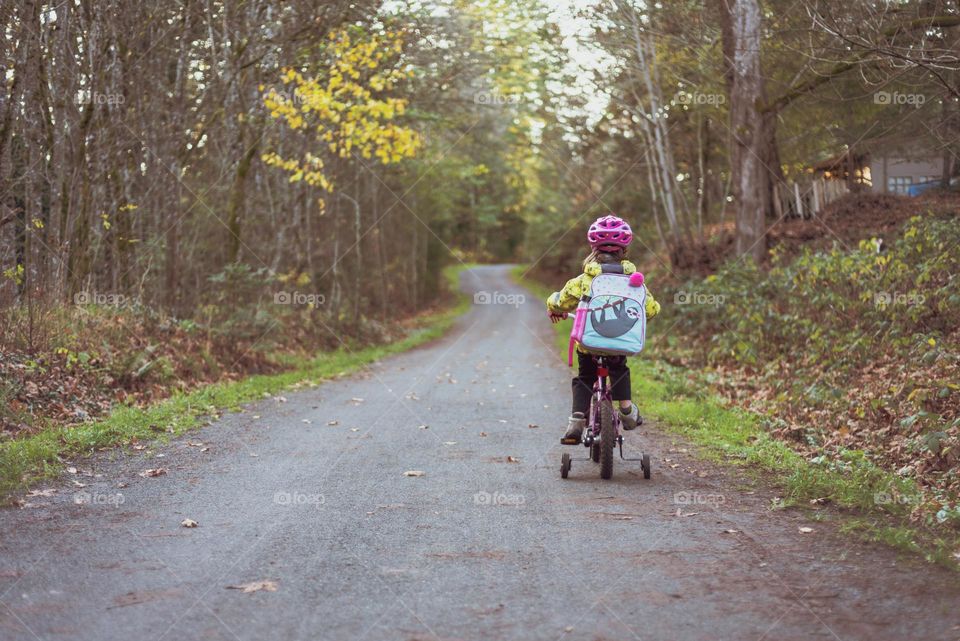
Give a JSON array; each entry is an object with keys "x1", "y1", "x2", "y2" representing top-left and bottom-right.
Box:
[
  {"x1": 666, "y1": 214, "x2": 958, "y2": 378},
  {"x1": 661, "y1": 213, "x2": 960, "y2": 515}
]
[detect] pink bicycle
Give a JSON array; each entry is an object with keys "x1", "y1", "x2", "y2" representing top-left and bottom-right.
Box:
[{"x1": 560, "y1": 354, "x2": 651, "y2": 480}]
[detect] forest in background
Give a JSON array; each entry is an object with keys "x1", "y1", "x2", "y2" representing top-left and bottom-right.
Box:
[
  {"x1": 3, "y1": 1, "x2": 957, "y2": 320},
  {"x1": 0, "y1": 0, "x2": 559, "y2": 328}
]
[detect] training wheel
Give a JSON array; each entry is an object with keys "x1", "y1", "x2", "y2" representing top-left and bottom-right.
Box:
[
  {"x1": 560, "y1": 452, "x2": 571, "y2": 479},
  {"x1": 641, "y1": 453, "x2": 651, "y2": 479}
]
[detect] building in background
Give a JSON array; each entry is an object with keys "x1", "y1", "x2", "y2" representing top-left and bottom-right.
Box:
[
  {"x1": 868, "y1": 154, "x2": 945, "y2": 195},
  {"x1": 812, "y1": 148, "x2": 951, "y2": 196}
]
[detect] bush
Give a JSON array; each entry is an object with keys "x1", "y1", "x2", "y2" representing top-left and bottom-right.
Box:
[
  {"x1": 665, "y1": 214, "x2": 959, "y2": 379},
  {"x1": 660, "y1": 212, "x2": 960, "y2": 509}
]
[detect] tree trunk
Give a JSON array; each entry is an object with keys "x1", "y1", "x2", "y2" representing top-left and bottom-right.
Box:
[
  {"x1": 759, "y1": 109, "x2": 782, "y2": 216},
  {"x1": 165, "y1": 1, "x2": 191, "y2": 311},
  {"x1": 695, "y1": 114, "x2": 708, "y2": 239},
  {"x1": 226, "y1": 135, "x2": 258, "y2": 264},
  {"x1": 728, "y1": 0, "x2": 767, "y2": 262}
]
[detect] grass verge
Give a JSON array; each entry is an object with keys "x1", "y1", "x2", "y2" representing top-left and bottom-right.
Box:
[
  {"x1": 512, "y1": 265, "x2": 959, "y2": 569},
  {"x1": 0, "y1": 265, "x2": 473, "y2": 502}
]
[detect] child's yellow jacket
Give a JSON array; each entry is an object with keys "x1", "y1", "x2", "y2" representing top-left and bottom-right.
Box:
[{"x1": 545, "y1": 260, "x2": 661, "y2": 319}]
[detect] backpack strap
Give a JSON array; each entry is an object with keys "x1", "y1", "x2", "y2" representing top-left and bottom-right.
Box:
[{"x1": 600, "y1": 263, "x2": 624, "y2": 274}]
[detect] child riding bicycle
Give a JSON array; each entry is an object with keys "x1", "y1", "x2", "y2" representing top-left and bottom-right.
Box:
[{"x1": 545, "y1": 215, "x2": 660, "y2": 445}]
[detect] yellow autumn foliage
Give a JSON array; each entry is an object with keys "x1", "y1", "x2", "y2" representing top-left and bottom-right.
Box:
[{"x1": 261, "y1": 29, "x2": 421, "y2": 202}]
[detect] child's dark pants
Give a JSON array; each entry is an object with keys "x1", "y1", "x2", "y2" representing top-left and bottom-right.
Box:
[{"x1": 572, "y1": 352, "x2": 631, "y2": 416}]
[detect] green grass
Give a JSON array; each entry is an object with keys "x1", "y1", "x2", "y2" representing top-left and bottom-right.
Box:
[
  {"x1": 0, "y1": 264, "x2": 473, "y2": 501},
  {"x1": 512, "y1": 266, "x2": 959, "y2": 569}
]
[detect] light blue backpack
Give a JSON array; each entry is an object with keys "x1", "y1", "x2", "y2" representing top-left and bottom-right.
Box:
[{"x1": 568, "y1": 265, "x2": 647, "y2": 365}]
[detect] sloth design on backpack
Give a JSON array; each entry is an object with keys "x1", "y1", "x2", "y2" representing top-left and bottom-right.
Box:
[{"x1": 567, "y1": 265, "x2": 648, "y2": 365}]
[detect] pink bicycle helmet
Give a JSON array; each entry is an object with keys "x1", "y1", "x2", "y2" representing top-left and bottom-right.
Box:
[{"x1": 587, "y1": 215, "x2": 633, "y2": 249}]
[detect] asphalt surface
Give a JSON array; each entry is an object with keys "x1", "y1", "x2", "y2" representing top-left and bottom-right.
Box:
[{"x1": 2, "y1": 264, "x2": 960, "y2": 641}]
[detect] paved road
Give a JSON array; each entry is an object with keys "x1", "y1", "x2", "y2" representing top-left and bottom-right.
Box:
[{"x1": 2, "y1": 265, "x2": 959, "y2": 641}]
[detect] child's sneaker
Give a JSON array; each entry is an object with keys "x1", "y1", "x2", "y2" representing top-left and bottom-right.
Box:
[
  {"x1": 620, "y1": 404, "x2": 642, "y2": 430},
  {"x1": 560, "y1": 412, "x2": 586, "y2": 445}
]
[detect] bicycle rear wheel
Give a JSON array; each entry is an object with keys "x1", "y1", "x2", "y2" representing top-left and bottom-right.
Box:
[{"x1": 599, "y1": 400, "x2": 615, "y2": 479}]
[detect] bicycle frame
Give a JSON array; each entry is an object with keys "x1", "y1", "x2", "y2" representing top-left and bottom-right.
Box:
[
  {"x1": 561, "y1": 355, "x2": 651, "y2": 479},
  {"x1": 585, "y1": 356, "x2": 621, "y2": 444}
]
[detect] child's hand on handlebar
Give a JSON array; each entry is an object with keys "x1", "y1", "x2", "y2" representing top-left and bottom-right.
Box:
[{"x1": 548, "y1": 311, "x2": 568, "y2": 324}]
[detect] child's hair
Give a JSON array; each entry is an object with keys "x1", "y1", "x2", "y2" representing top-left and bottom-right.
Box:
[{"x1": 582, "y1": 247, "x2": 626, "y2": 271}]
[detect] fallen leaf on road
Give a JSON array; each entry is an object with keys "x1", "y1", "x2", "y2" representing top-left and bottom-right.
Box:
[
  {"x1": 133, "y1": 444, "x2": 147, "y2": 451},
  {"x1": 110, "y1": 588, "x2": 184, "y2": 608},
  {"x1": 350, "y1": 397, "x2": 365, "y2": 404},
  {"x1": 327, "y1": 420, "x2": 339, "y2": 426},
  {"x1": 302, "y1": 419, "x2": 312, "y2": 424},
  {"x1": 27, "y1": 489, "x2": 56, "y2": 497},
  {"x1": 140, "y1": 468, "x2": 167, "y2": 477},
  {"x1": 350, "y1": 428, "x2": 359, "y2": 432},
  {"x1": 527, "y1": 424, "x2": 539, "y2": 429},
  {"x1": 443, "y1": 441, "x2": 457, "y2": 445},
  {"x1": 722, "y1": 529, "x2": 739, "y2": 534},
  {"x1": 505, "y1": 456, "x2": 520, "y2": 463},
  {"x1": 71, "y1": 480, "x2": 87, "y2": 487},
  {"x1": 498, "y1": 419, "x2": 507, "y2": 423},
  {"x1": 479, "y1": 432, "x2": 488, "y2": 437},
  {"x1": 403, "y1": 470, "x2": 425, "y2": 477},
  {"x1": 418, "y1": 424, "x2": 429, "y2": 429},
  {"x1": 274, "y1": 396, "x2": 287, "y2": 403},
  {"x1": 226, "y1": 580, "x2": 278, "y2": 593},
  {"x1": 180, "y1": 519, "x2": 198, "y2": 528},
  {"x1": 674, "y1": 508, "x2": 699, "y2": 517},
  {"x1": 798, "y1": 526, "x2": 814, "y2": 534},
  {"x1": 67, "y1": 467, "x2": 78, "y2": 474},
  {"x1": 809, "y1": 497, "x2": 830, "y2": 506}
]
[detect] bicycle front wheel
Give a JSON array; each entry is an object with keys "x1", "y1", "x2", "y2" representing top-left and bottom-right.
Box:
[{"x1": 599, "y1": 400, "x2": 615, "y2": 479}]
